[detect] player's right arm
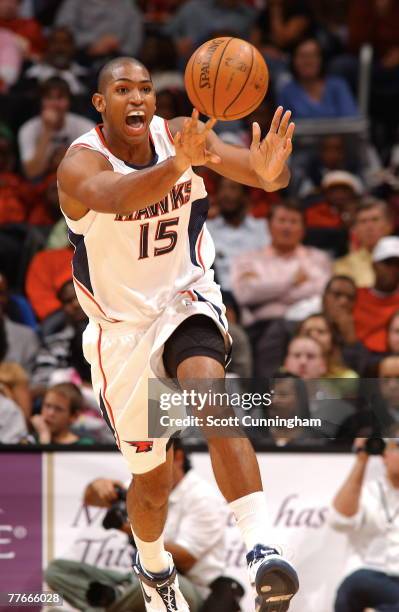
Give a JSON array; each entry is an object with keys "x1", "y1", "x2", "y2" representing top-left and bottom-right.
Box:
[
  {"x1": 57, "y1": 147, "x2": 190, "y2": 220},
  {"x1": 58, "y1": 115, "x2": 220, "y2": 221}
]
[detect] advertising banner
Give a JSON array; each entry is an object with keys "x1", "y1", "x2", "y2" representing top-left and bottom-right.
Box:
[{"x1": 0, "y1": 454, "x2": 42, "y2": 611}]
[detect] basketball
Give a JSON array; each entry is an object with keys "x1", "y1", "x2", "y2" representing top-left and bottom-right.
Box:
[{"x1": 184, "y1": 37, "x2": 269, "y2": 121}]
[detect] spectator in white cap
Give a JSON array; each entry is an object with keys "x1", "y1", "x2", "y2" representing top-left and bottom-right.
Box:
[
  {"x1": 335, "y1": 198, "x2": 394, "y2": 287},
  {"x1": 304, "y1": 170, "x2": 364, "y2": 258},
  {"x1": 353, "y1": 236, "x2": 399, "y2": 352}
]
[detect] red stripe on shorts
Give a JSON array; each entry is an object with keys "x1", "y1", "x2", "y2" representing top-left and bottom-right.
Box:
[{"x1": 97, "y1": 325, "x2": 120, "y2": 448}]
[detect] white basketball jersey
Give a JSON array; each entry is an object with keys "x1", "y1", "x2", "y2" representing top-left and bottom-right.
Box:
[{"x1": 63, "y1": 116, "x2": 219, "y2": 328}]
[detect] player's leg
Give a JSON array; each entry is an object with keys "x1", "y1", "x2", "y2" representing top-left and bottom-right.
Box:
[
  {"x1": 165, "y1": 315, "x2": 299, "y2": 611},
  {"x1": 127, "y1": 447, "x2": 190, "y2": 611}
]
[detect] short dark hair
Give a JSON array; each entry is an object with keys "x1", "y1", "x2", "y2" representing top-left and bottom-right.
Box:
[
  {"x1": 269, "y1": 199, "x2": 305, "y2": 222},
  {"x1": 290, "y1": 37, "x2": 326, "y2": 80},
  {"x1": 46, "y1": 383, "x2": 83, "y2": 416},
  {"x1": 324, "y1": 275, "x2": 356, "y2": 295},
  {"x1": 40, "y1": 76, "x2": 71, "y2": 99},
  {"x1": 97, "y1": 57, "x2": 149, "y2": 93},
  {"x1": 355, "y1": 197, "x2": 393, "y2": 222}
]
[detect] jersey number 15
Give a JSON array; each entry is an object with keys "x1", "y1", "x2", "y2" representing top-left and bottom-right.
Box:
[{"x1": 138, "y1": 218, "x2": 179, "y2": 259}]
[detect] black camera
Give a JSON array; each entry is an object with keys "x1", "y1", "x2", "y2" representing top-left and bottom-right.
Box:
[
  {"x1": 364, "y1": 437, "x2": 386, "y2": 455},
  {"x1": 102, "y1": 486, "x2": 128, "y2": 530},
  {"x1": 86, "y1": 582, "x2": 117, "y2": 607}
]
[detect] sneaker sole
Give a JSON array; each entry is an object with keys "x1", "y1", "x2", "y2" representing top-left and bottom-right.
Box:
[{"x1": 255, "y1": 558, "x2": 299, "y2": 612}]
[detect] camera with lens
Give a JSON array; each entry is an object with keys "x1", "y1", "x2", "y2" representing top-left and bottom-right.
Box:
[
  {"x1": 102, "y1": 485, "x2": 128, "y2": 530},
  {"x1": 364, "y1": 438, "x2": 386, "y2": 455}
]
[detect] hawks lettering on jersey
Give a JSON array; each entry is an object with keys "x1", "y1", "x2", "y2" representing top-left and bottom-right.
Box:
[{"x1": 114, "y1": 179, "x2": 192, "y2": 222}]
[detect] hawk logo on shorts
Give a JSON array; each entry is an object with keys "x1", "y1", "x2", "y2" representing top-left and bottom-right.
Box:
[{"x1": 124, "y1": 441, "x2": 154, "y2": 453}]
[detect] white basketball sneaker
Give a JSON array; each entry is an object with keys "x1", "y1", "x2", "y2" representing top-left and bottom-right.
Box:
[
  {"x1": 133, "y1": 552, "x2": 190, "y2": 612},
  {"x1": 247, "y1": 544, "x2": 299, "y2": 612}
]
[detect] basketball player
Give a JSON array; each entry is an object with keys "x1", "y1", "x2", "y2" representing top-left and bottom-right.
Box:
[{"x1": 57, "y1": 57, "x2": 299, "y2": 612}]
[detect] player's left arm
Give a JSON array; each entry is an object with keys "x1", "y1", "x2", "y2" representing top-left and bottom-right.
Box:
[{"x1": 169, "y1": 107, "x2": 294, "y2": 191}]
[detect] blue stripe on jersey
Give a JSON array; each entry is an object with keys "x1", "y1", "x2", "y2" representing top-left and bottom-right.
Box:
[
  {"x1": 188, "y1": 197, "x2": 209, "y2": 268},
  {"x1": 99, "y1": 393, "x2": 116, "y2": 438},
  {"x1": 193, "y1": 289, "x2": 226, "y2": 330},
  {"x1": 68, "y1": 229, "x2": 94, "y2": 294}
]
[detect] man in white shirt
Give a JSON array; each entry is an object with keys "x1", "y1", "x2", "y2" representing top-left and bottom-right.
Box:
[
  {"x1": 18, "y1": 76, "x2": 94, "y2": 179},
  {"x1": 45, "y1": 442, "x2": 237, "y2": 611},
  {"x1": 328, "y1": 438, "x2": 399, "y2": 612}
]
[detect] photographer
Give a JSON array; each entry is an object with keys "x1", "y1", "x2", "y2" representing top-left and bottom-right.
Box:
[
  {"x1": 328, "y1": 437, "x2": 399, "y2": 612},
  {"x1": 45, "y1": 442, "x2": 242, "y2": 611}
]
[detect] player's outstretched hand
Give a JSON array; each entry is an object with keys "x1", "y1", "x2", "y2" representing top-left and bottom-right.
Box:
[
  {"x1": 250, "y1": 106, "x2": 295, "y2": 184},
  {"x1": 174, "y1": 109, "x2": 221, "y2": 171}
]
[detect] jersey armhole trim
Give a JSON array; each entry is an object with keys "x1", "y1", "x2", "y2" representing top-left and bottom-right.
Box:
[
  {"x1": 69, "y1": 143, "x2": 110, "y2": 162},
  {"x1": 164, "y1": 119, "x2": 174, "y2": 145}
]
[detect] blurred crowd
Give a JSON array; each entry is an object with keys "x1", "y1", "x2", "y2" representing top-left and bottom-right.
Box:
[{"x1": 1, "y1": 0, "x2": 399, "y2": 447}]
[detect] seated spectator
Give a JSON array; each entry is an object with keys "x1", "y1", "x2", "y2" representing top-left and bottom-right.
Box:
[
  {"x1": 0, "y1": 389, "x2": 28, "y2": 443},
  {"x1": 222, "y1": 291, "x2": 252, "y2": 378},
  {"x1": 377, "y1": 357, "x2": 399, "y2": 432},
  {"x1": 45, "y1": 441, "x2": 236, "y2": 611},
  {"x1": 354, "y1": 237, "x2": 399, "y2": 352},
  {"x1": 0, "y1": 27, "x2": 23, "y2": 91},
  {"x1": 30, "y1": 382, "x2": 94, "y2": 444},
  {"x1": 28, "y1": 173, "x2": 63, "y2": 226},
  {"x1": 0, "y1": 0, "x2": 46, "y2": 60},
  {"x1": 298, "y1": 313, "x2": 358, "y2": 378},
  {"x1": 0, "y1": 272, "x2": 39, "y2": 372},
  {"x1": 304, "y1": 170, "x2": 363, "y2": 257},
  {"x1": 334, "y1": 198, "x2": 394, "y2": 287},
  {"x1": 231, "y1": 201, "x2": 331, "y2": 372},
  {"x1": 164, "y1": 0, "x2": 256, "y2": 59},
  {"x1": 0, "y1": 131, "x2": 33, "y2": 223},
  {"x1": 0, "y1": 361, "x2": 31, "y2": 422},
  {"x1": 329, "y1": 437, "x2": 399, "y2": 612},
  {"x1": 294, "y1": 135, "x2": 380, "y2": 199},
  {"x1": 55, "y1": 0, "x2": 144, "y2": 61},
  {"x1": 251, "y1": 0, "x2": 314, "y2": 54},
  {"x1": 278, "y1": 37, "x2": 358, "y2": 120},
  {"x1": 18, "y1": 77, "x2": 94, "y2": 180},
  {"x1": 284, "y1": 335, "x2": 327, "y2": 380},
  {"x1": 256, "y1": 275, "x2": 366, "y2": 379},
  {"x1": 207, "y1": 177, "x2": 270, "y2": 290},
  {"x1": 139, "y1": 32, "x2": 184, "y2": 93},
  {"x1": 22, "y1": 27, "x2": 89, "y2": 94},
  {"x1": 25, "y1": 246, "x2": 72, "y2": 320},
  {"x1": 266, "y1": 373, "x2": 321, "y2": 446},
  {"x1": 32, "y1": 280, "x2": 89, "y2": 387},
  {"x1": 284, "y1": 335, "x2": 356, "y2": 433}
]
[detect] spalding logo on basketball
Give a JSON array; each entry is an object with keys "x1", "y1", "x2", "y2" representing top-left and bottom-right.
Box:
[{"x1": 184, "y1": 37, "x2": 269, "y2": 121}]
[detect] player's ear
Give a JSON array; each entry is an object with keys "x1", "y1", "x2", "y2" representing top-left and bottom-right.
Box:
[{"x1": 92, "y1": 92, "x2": 105, "y2": 113}]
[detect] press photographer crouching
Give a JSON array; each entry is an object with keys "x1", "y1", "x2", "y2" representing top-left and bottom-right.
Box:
[
  {"x1": 45, "y1": 441, "x2": 244, "y2": 611},
  {"x1": 328, "y1": 437, "x2": 399, "y2": 612}
]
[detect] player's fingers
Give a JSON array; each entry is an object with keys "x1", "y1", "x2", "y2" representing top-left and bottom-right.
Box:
[
  {"x1": 190, "y1": 108, "x2": 199, "y2": 133},
  {"x1": 204, "y1": 116, "x2": 217, "y2": 132},
  {"x1": 251, "y1": 122, "x2": 261, "y2": 147},
  {"x1": 282, "y1": 138, "x2": 293, "y2": 160},
  {"x1": 286, "y1": 121, "x2": 295, "y2": 140},
  {"x1": 269, "y1": 106, "x2": 284, "y2": 133},
  {"x1": 277, "y1": 110, "x2": 292, "y2": 137}
]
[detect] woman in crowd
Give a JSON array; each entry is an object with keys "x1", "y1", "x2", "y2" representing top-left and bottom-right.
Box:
[
  {"x1": 299, "y1": 313, "x2": 358, "y2": 378},
  {"x1": 278, "y1": 37, "x2": 359, "y2": 119}
]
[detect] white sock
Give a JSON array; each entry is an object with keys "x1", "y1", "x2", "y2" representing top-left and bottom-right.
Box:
[
  {"x1": 132, "y1": 529, "x2": 170, "y2": 575},
  {"x1": 229, "y1": 491, "x2": 271, "y2": 553}
]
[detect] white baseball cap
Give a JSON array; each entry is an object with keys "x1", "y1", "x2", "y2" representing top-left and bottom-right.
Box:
[
  {"x1": 372, "y1": 236, "x2": 399, "y2": 262},
  {"x1": 321, "y1": 171, "x2": 364, "y2": 196}
]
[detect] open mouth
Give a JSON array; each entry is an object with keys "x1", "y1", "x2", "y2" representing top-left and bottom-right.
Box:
[{"x1": 126, "y1": 111, "x2": 146, "y2": 131}]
